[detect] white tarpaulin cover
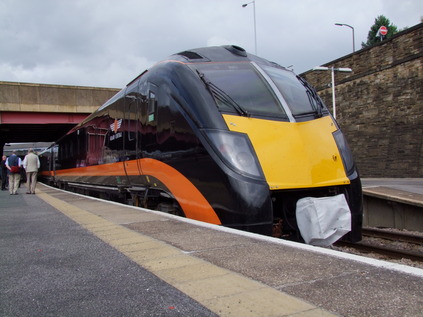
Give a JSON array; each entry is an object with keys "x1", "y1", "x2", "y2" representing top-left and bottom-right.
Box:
[{"x1": 296, "y1": 194, "x2": 351, "y2": 246}]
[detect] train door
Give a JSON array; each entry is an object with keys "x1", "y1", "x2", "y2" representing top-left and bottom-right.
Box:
[
  {"x1": 129, "y1": 83, "x2": 159, "y2": 208},
  {"x1": 86, "y1": 125, "x2": 107, "y2": 166},
  {"x1": 51, "y1": 144, "x2": 59, "y2": 184},
  {"x1": 142, "y1": 83, "x2": 158, "y2": 156},
  {"x1": 123, "y1": 92, "x2": 143, "y2": 175},
  {"x1": 135, "y1": 93, "x2": 144, "y2": 173},
  {"x1": 121, "y1": 91, "x2": 139, "y2": 193},
  {"x1": 123, "y1": 94, "x2": 137, "y2": 161}
]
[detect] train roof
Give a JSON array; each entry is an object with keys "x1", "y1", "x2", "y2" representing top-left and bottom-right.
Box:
[
  {"x1": 171, "y1": 45, "x2": 284, "y2": 69},
  {"x1": 58, "y1": 45, "x2": 291, "y2": 141}
]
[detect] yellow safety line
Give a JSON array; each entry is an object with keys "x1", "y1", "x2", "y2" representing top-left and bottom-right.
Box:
[{"x1": 36, "y1": 186, "x2": 336, "y2": 317}]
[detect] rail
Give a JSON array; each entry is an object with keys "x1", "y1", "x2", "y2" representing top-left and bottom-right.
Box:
[{"x1": 335, "y1": 227, "x2": 423, "y2": 263}]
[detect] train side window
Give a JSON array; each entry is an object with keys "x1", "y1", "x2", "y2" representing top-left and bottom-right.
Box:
[{"x1": 148, "y1": 91, "x2": 156, "y2": 122}]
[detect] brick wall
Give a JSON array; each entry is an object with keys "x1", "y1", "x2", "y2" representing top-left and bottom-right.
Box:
[{"x1": 301, "y1": 23, "x2": 423, "y2": 177}]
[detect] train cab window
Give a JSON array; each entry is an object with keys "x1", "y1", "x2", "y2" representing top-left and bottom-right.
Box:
[
  {"x1": 261, "y1": 66, "x2": 323, "y2": 117},
  {"x1": 148, "y1": 91, "x2": 157, "y2": 122},
  {"x1": 194, "y1": 63, "x2": 287, "y2": 120}
]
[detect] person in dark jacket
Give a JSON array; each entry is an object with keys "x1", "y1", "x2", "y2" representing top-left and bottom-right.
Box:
[
  {"x1": 6, "y1": 151, "x2": 22, "y2": 195},
  {"x1": 0, "y1": 155, "x2": 8, "y2": 190}
]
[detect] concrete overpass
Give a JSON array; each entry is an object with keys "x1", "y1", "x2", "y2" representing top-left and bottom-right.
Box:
[{"x1": 0, "y1": 81, "x2": 119, "y2": 155}]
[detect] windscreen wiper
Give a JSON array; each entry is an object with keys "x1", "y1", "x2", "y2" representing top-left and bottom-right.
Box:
[
  {"x1": 197, "y1": 70, "x2": 250, "y2": 117},
  {"x1": 296, "y1": 75, "x2": 324, "y2": 118}
]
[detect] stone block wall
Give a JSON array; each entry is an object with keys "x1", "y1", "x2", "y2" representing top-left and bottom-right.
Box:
[{"x1": 301, "y1": 23, "x2": 423, "y2": 177}]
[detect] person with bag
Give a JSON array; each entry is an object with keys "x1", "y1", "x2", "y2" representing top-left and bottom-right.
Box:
[
  {"x1": 6, "y1": 151, "x2": 22, "y2": 195},
  {"x1": 23, "y1": 148, "x2": 40, "y2": 194}
]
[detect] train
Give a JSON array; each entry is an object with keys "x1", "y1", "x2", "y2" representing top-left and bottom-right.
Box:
[{"x1": 39, "y1": 45, "x2": 363, "y2": 246}]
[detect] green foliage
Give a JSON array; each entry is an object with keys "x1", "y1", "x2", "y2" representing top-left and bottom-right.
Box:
[{"x1": 361, "y1": 15, "x2": 398, "y2": 48}]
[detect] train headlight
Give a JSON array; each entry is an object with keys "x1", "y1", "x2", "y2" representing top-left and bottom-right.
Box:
[
  {"x1": 204, "y1": 130, "x2": 265, "y2": 179},
  {"x1": 333, "y1": 130, "x2": 355, "y2": 176}
]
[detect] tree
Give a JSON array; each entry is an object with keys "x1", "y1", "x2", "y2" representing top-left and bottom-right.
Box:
[{"x1": 361, "y1": 15, "x2": 398, "y2": 48}]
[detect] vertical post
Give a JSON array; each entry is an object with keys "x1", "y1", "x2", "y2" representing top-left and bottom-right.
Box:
[
  {"x1": 335, "y1": 23, "x2": 355, "y2": 53},
  {"x1": 352, "y1": 27, "x2": 355, "y2": 52},
  {"x1": 331, "y1": 67, "x2": 336, "y2": 119},
  {"x1": 242, "y1": 1, "x2": 257, "y2": 55},
  {"x1": 312, "y1": 66, "x2": 352, "y2": 120},
  {"x1": 252, "y1": 1, "x2": 257, "y2": 55}
]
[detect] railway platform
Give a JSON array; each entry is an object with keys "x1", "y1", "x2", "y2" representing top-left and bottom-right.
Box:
[
  {"x1": 361, "y1": 178, "x2": 423, "y2": 195},
  {"x1": 361, "y1": 178, "x2": 423, "y2": 231},
  {"x1": 1, "y1": 182, "x2": 422, "y2": 317}
]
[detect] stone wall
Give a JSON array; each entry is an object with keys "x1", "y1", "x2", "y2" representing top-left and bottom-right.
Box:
[{"x1": 301, "y1": 23, "x2": 423, "y2": 178}]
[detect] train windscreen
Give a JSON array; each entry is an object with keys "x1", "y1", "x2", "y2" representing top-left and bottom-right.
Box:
[
  {"x1": 194, "y1": 63, "x2": 287, "y2": 120},
  {"x1": 261, "y1": 65, "x2": 323, "y2": 117}
]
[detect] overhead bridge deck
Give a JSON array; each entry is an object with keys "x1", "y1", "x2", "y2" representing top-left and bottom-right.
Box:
[{"x1": 1, "y1": 181, "x2": 422, "y2": 317}]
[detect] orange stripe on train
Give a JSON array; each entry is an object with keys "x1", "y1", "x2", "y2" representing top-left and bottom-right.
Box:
[{"x1": 52, "y1": 159, "x2": 222, "y2": 225}]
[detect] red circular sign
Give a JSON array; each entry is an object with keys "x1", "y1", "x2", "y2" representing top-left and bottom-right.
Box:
[{"x1": 379, "y1": 26, "x2": 388, "y2": 35}]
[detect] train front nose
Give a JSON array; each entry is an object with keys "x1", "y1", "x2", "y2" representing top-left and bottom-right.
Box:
[
  {"x1": 222, "y1": 115, "x2": 350, "y2": 190},
  {"x1": 222, "y1": 114, "x2": 361, "y2": 244}
]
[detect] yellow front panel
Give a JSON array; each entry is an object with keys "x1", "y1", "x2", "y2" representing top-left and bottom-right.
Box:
[{"x1": 222, "y1": 115, "x2": 350, "y2": 189}]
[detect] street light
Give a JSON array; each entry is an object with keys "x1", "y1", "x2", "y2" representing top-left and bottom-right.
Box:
[
  {"x1": 312, "y1": 66, "x2": 352, "y2": 119},
  {"x1": 242, "y1": 1, "x2": 257, "y2": 55},
  {"x1": 335, "y1": 23, "x2": 355, "y2": 53}
]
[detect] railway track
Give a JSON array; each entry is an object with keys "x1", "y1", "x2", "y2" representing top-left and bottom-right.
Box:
[
  {"x1": 334, "y1": 227, "x2": 423, "y2": 263},
  {"x1": 362, "y1": 227, "x2": 423, "y2": 245}
]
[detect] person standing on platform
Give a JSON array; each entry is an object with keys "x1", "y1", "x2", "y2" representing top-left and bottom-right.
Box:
[
  {"x1": 6, "y1": 151, "x2": 22, "y2": 195},
  {"x1": 1, "y1": 155, "x2": 8, "y2": 190},
  {"x1": 23, "y1": 149, "x2": 40, "y2": 194}
]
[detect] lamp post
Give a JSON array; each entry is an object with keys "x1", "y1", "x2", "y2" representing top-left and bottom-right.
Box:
[
  {"x1": 242, "y1": 1, "x2": 257, "y2": 54},
  {"x1": 335, "y1": 23, "x2": 355, "y2": 53},
  {"x1": 312, "y1": 66, "x2": 352, "y2": 119}
]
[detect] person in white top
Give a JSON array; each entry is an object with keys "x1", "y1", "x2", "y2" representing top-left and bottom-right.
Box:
[{"x1": 23, "y1": 148, "x2": 40, "y2": 194}]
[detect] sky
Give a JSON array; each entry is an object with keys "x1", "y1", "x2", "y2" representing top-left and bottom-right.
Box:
[{"x1": 0, "y1": 0, "x2": 422, "y2": 89}]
